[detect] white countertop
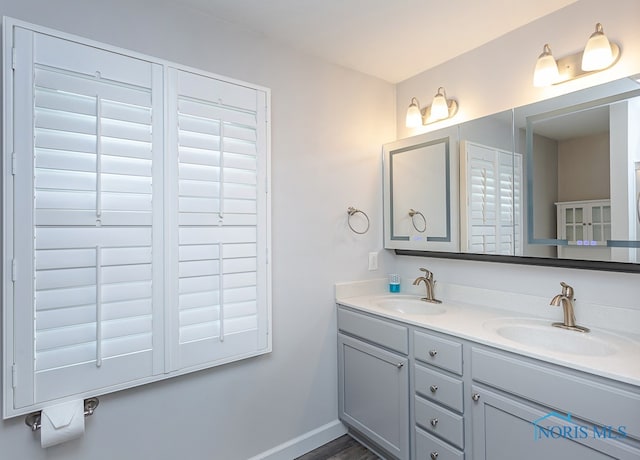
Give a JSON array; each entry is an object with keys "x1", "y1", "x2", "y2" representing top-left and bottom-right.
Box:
[{"x1": 336, "y1": 280, "x2": 640, "y2": 387}]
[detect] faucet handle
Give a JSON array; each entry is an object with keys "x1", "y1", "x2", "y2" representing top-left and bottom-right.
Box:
[
  {"x1": 419, "y1": 268, "x2": 433, "y2": 280},
  {"x1": 560, "y1": 282, "x2": 574, "y2": 299}
]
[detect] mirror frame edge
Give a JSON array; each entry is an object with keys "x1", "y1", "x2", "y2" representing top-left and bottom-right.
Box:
[{"x1": 395, "y1": 249, "x2": 640, "y2": 273}]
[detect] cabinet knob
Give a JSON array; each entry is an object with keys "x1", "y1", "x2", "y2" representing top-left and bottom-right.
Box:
[
  {"x1": 430, "y1": 418, "x2": 438, "y2": 427},
  {"x1": 430, "y1": 385, "x2": 438, "y2": 393},
  {"x1": 472, "y1": 392, "x2": 480, "y2": 401},
  {"x1": 430, "y1": 452, "x2": 439, "y2": 460},
  {"x1": 428, "y1": 349, "x2": 438, "y2": 357},
  {"x1": 396, "y1": 362, "x2": 404, "y2": 369}
]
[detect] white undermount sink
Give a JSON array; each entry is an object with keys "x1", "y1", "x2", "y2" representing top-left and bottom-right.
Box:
[
  {"x1": 373, "y1": 295, "x2": 446, "y2": 315},
  {"x1": 483, "y1": 318, "x2": 628, "y2": 356}
]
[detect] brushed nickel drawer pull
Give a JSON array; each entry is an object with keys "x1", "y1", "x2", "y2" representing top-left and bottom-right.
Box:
[
  {"x1": 428, "y1": 349, "x2": 438, "y2": 357},
  {"x1": 430, "y1": 418, "x2": 439, "y2": 427},
  {"x1": 396, "y1": 362, "x2": 404, "y2": 369},
  {"x1": 430, "y1": 452, "x2": 439, "y2": 460},
  {"x1": 430, "y1": 385, "x2": 438, "y2": 393},
  {"x1": 472, "y1": 392, "x2": 480, "y2": 401}
]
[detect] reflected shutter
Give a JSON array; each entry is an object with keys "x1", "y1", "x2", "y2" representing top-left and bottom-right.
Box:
[
  {"x1": 167, "y1": 69, "x2": 269, "y2": 370},
  {"x1": 463, "y1": 142, "x2": 523, "y2": 255}
]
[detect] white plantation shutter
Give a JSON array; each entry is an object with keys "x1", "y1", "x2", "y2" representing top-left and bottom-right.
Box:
[
  {"x1": 168, "y1": 69, "x2": 269, "y2": 370},
  {"x1": 462, "y1": 141, "x2": 523, "y2": 255},
  {"x1": 4, "y1": 20, "x2": 270, "y2": 418},
  {"x1": 9, "y1": 28, "x2": 164, "y2": 409}
]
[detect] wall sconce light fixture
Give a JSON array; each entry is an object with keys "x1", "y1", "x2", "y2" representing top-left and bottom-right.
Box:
[
  {"x1": 533, "y1": 22, "x2": 621, "y2": 87},
  {"x1": 405, "y1": 87, "x2": 458, "y2": 128}
]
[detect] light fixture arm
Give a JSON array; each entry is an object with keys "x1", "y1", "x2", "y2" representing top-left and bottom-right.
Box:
[
  {"x1": 553, "y1": 43, "x2": 620, "y2": 84},
  {"x1": 533, "y1": 22, "x2": 621, "y2": 87},
  {"x1": 405, "y1": 87, "x2": 458, "y2": 127}
]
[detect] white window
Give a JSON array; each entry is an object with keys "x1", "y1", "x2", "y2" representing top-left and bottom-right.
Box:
[
  {"x1": 461, "y1": 141, "x2": 523, "y2": 255},
  {"x1": 3, "y1": 18, "x2": 271, "y2": 418}
]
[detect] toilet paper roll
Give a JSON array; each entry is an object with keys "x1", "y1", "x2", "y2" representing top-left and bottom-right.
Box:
[{"x1": 40, "y1": 399, "x2": 85, "y2": 448}]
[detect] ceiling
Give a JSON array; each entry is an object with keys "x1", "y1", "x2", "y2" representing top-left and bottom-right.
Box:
[{"x1": 173, "y1": 0, "x2": 578, "y2": 83}]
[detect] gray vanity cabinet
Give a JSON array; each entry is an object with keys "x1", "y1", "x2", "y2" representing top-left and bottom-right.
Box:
[
  {"x1": 470, "y1": 348, "x2": 640, "y2": 460},
  {"x1": 470, "y1": 386, "x2": 624, "y2": 460},
  {"x1": 337, "y1": 304, "x2": 640, "y2": 460},
  {"x1": 412, "y1": 330, "x2": 465, "y2": 460},
  {"x1": 337, "y1": 307, "x2": 410, "y2": 459}
]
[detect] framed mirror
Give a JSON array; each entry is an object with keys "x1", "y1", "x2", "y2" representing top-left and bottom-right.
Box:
[
  {"x1": 518, "y1": 78, "x2": 640, "y2": 264},
  {"x1": 383, "y1": 126, "x2": 459, "y2": 251},
  {"x1": 390, "y1": 74, "x2": 640, "y2": 272}
]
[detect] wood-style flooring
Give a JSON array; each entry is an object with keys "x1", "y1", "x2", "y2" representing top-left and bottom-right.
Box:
[{"x1": 295, "y1": 435, "x2": 380, "y2": 460}]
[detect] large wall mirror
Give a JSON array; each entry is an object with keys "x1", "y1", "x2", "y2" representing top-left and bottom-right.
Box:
[
  {"x1": 385, "y1": 74, "x2": 640, "y2": 272},
  {"x1": 383, "y1": 126, "x2": 459, "y2": 251}
]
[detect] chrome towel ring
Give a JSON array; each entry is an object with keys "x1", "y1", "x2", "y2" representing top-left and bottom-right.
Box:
[
  {"x1": 347, "y1": 207, "x2": 370, "y2": 234},
  {"x1": 409, "y1": 208, "x2": 426, "y2": 233}
]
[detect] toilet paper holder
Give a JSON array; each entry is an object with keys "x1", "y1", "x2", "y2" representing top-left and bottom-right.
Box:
[{"x1": 24, "y1": 397, "x2": 100, "y2": 431}]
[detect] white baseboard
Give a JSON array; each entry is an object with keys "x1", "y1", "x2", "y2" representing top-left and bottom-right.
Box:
[{"x1": 248, "y1": 419, "x2": 347, "y2": 460}]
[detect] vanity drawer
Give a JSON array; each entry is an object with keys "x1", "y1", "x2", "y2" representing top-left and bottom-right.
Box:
[
  {"x1": 415, "y1": 364, "x2": 464, "y2": 413},
  {"x1": 337, "y1": 307, "x2": 408, "y2": 354},
  {"x1": 414, "y1": 330, "x2": 462, "y2": 375},
  {"x1": 415, "y1": 426, "x2": 464, "y2": 460},
  {"x1": 472, "y1": 347, "x2": 640, "y2": 440},
  {"x1": 415, "y1": 396, "x2": 464, "y2": 449}
]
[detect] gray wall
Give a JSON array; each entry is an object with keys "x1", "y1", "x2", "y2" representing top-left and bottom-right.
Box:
[
  {"x1": 558, "y1": 133, "x2": 610, "y2": 201},
  {"x1": 0, "y1": 1, "x2": 395, "y2": 458}
]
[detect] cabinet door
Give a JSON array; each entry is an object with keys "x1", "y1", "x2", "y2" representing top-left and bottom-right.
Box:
[
  {"x1": 338, "y1": 333, "x2": 409, "y2": 459},
  {"x1": 471, "y1": 386, "x2": 637, "y2": 460},
  {"x1": 590, "y1": 202, "x2": 611, "y2": 243},
  {"x1": 561, "y1": 204, "x2": 587, "y2": 243}
]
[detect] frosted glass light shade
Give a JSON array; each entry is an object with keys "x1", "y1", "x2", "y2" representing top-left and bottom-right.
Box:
[
  {"x1": 582, "y1": 23, "x2": 613, "y2": 71},
  {"x1": 430, "y1": 88, "x2": 449, "y2": 121},
  {"x1": 533, "y1": 44, "x2": 559, "y2": 87},
  {"x1": 405, "y1": 98, "x2": 422, "y2": 128}
]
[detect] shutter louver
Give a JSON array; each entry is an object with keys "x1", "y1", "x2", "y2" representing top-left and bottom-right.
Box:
[
  {"x1": 171, "y1": 70, "x2": 268, "y2": 370},
  {"x1": 11, "y1": 31, "x2": 162, "y2": 404},
  {"x1": 5, "y1": 22, "x2": 269, "y2": 417}
]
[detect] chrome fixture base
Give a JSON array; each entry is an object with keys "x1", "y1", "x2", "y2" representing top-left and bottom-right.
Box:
[
  {"x1": 421, "y1": 297, "x2": 443, "y2": 304},
  {"x1": 552, "y1": 322, "x2": 590, "y2": 333},
  {"x1": 421, "y1": 100, "x2": 458, "y2": 125},
  {"x1": 554, "y1": 43, "x2": 620, "y2": 85}
]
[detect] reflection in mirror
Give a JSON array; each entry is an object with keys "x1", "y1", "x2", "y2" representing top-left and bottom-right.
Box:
[
  {"x1": 459, "y1": 110, "x2": 523, "y2": 256},
  {"x1": 520, "y1": 78, "x2": 640, "y2": 263},
  {"x1": 391, "y1": 139, "x2": 449, "y2": 240},
  {"x1": 391, "y1": 74, "x2": 640, "y2": 271},
  {"x1": 383, "y1": 126, "x2": 459, "y2": 252}
]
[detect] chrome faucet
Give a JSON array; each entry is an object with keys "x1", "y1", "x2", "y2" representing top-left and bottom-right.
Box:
[
  {"x1": 413, "y1": 268, "x2": 442, "y2": 304},
  {"x1": 549, "y1": 282, "x2": 589, "y2": 333}
]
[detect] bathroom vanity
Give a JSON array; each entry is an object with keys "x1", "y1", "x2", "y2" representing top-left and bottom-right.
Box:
[{"x1": 336, "y1": 281, "x2": 640, "y2": 460}]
